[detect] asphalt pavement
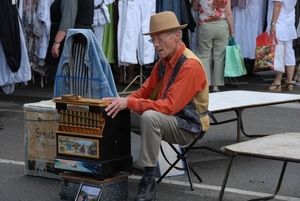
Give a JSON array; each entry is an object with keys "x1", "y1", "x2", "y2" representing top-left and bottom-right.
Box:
[{"x1": 0, "y1": 73, "x2": 300, "y2": 201}]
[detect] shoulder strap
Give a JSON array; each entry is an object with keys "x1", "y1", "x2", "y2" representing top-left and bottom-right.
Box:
[
  {"x1": 161, "y1": 56, "x2": 185, "y2": 99},
  {"x1": 150, "y1": 57, "x2": 184, "y2": 100}
]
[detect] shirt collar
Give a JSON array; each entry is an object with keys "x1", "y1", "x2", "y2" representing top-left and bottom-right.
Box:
[{"x1": 161, "y1": 43, "x2": 186, "y2": 68}]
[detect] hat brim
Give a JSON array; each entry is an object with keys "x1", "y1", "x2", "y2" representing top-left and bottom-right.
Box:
[{"x1": 143, "y1": 24, "x2": 187, "y2": 35}]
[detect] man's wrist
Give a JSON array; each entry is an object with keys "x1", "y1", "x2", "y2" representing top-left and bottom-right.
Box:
[
  {"x1": 54, "y1": 41, "x2": 61, "y2": 44},
  {"x1": 271, "y1": 22, "x2": 276, "y2": 26}
]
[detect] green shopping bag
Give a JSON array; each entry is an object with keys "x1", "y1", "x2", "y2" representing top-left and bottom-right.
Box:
[{"x1": 224, "y1": 37, "x2": 247, "y2": 77}]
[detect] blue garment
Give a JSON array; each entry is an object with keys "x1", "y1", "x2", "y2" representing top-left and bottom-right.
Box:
[
  {"x1": 54, "y1": 29, "x2": 119, "y2": 98},
  {"x1": 156, "y1": 0, "x2": 181, "y2": 22},
  {"x1": 155, "y1": 0, "x2": 181, "y2": 61}
]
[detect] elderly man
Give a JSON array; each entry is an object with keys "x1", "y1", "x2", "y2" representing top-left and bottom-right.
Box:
[{"x1": 104, "y1": 11, "x2": 210, "y2": 201}]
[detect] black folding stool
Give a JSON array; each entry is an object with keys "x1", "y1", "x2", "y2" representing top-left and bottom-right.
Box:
[
  {"x1": 156, "y1": 111, "x2": 221, "y2": 191},
  {"x1": 156, "y1": 131, "x2": 206, "y2": 191}
]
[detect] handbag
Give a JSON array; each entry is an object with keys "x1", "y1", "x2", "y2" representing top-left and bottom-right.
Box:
[
  {"x1": 253, "y1": 34, "x2": 285, "y2": 76},
  {"x1": 224, "y1": 37, "x2": 247, "y2": 77},
  {"x1": 256, "y1": 32, "x2": 271, "y2": 47}
]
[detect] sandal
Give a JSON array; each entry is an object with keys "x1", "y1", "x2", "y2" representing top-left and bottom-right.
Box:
[
  {"x1": 261, "y1": 84, "x2": 281, "y2": 92},
  {"x1": 281, "y1": 83, "x2": 293, "y2": 91}
]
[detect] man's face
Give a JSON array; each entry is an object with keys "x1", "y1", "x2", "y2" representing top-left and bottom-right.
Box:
[{"x1": 149, "y1": 31, "x2": 176, "y2": 59}]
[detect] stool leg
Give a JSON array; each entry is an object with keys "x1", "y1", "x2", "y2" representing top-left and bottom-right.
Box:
[
  {"x1": 182, "y1": 147, "x2": 203, "y2": 188},
  {"x1": 189, "y1": 165, "x2": 203, "y2": 183},
  {"x1": 183, "y1": 157, "x2": 194, "y2": 191},
  {"x1": 157, "y1": 141, "x2": 203, "y2": 191},
  {"x1": 156, "y1": 157, "x2": 182, "y2": 183}
]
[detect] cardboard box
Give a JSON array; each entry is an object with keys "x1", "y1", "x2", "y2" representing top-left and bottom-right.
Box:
[{"x1": 24, "y1": 100, "x2": 59, "y2": 178}]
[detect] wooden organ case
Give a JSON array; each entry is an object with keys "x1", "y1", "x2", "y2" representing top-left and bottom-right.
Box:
[{"x1": 52, "y1": 96, "x2": 133, "y2": 180}]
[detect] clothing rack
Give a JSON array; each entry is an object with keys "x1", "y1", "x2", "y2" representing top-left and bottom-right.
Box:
[{"x1": 118, "y1": 64, "x2": 148, "y2": 95}]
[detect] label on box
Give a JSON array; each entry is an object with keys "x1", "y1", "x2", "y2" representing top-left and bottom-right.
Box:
[{"x1": 25, "y1": 110, "x2": 58, "y2": 164}]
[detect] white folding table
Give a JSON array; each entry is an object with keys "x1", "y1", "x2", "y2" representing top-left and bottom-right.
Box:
[{"x1": 208, "y1": 90, "x2": 300, "y2": 142}]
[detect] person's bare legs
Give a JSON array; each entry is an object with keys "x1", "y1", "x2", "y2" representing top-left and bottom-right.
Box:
[
  {"x1": 295, "y1": 66, "x2": 300, "y2": 83},
  {"x1": 127, "y1": 64, "x2": 139, "y2": 85},
  {"x1": 269, "y1": 65, "x2": 295, "y2": 91},
  {"x1": 270, "y1": 73, "x2": 282, "y2": 87},
  {"x1": 127, "y1": 64, "x2": 135, "y2": 81},
  {"x1": 285, "y1": 65, "x2": 295, "y2": 83},
  {"x1": 119, "y1": 66, "x2": 125, "y2": 84},
  {"x1": 265, "y1": 72, "x2": 283, "y2": 92},
  {"x1": 282, "y1": 65, "x2": 295, "y2": 91}
]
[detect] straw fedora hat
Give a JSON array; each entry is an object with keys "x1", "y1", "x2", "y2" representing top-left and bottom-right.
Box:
[{"x1": 143, "y1": 11, "x2": 187, "y2": 35}]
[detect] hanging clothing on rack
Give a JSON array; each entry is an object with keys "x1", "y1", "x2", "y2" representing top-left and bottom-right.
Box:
[
  {"x1": 156, "y1": 0, "x2": 181, "y2": 22},
  {"x1": 93, "y1": 0, "x2": 114, "y2": 47},
  {"x1": 233, "y1": 0, "x2": 267, "y2": 59},
  {"x1": 102, "y1": 2, "x2": 117, "y2": 64},
  {"x1": 0, "y1": 0, "x2": 21, "y2": 72},
  {"x1": 117, "y1": 0, "x2": 155, "y2": 66},
  {"x1": 35, "y1": 0, "x2": 53, "y2": 61},
  {"x1": 0, "y1": 5, "x2": 31, "y2": 94},
  {"x1": 21, "y1": 0, "x2": 40, "y2": 69},
  {"x1": 231, "y1": 0, "x2": 246, "y2": 9},
  {"x1": 180, "y1": 0, "x2": 196, "y2": 49}
]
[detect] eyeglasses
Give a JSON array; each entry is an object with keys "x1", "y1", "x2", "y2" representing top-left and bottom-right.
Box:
[{"x1": 149, "y1": 31, "x2": 175, "y2": 44}]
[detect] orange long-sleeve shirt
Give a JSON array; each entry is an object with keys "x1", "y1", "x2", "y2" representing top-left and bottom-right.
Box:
[{"x1": 127, "y1": 43, "x2": 207, "y2": 115}]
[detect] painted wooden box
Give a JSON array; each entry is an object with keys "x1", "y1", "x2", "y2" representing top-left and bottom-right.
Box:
[{"x1": 53, "y1": 97, "x2": 133, "y2": 180}]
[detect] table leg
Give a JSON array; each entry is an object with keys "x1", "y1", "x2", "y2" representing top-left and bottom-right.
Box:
[
  {"x1": 219, "y1": 158, "x2": 288, "y2": 201},
  {"x1": 218, "y1": 154, "x2": 235, "y2": 201},
  {"x1": 234, "y1": 108, "x2": 268, "y2": 142},
  {"x1": 234, "y1": 108, "x2": 244, "y2": 143},
  {"x1": 248, "y1": 161, "x2": 287, "y2": 201}
]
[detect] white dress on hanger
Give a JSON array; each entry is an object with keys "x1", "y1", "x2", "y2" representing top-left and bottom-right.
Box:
[
  {"x1": 117, "y1": 0, "x2": 155, "y2": 66},
  {"x1": 233, "y1": 0, "x2": 267, "y2": 59}
]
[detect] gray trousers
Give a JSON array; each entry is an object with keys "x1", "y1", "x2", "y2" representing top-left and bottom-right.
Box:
[
  {"x1": 197, "y1": 20, "x2": 229, "y2": 86},
  {"x1": 131, "y1": 110, "x2": 201, "y2": 167}
]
